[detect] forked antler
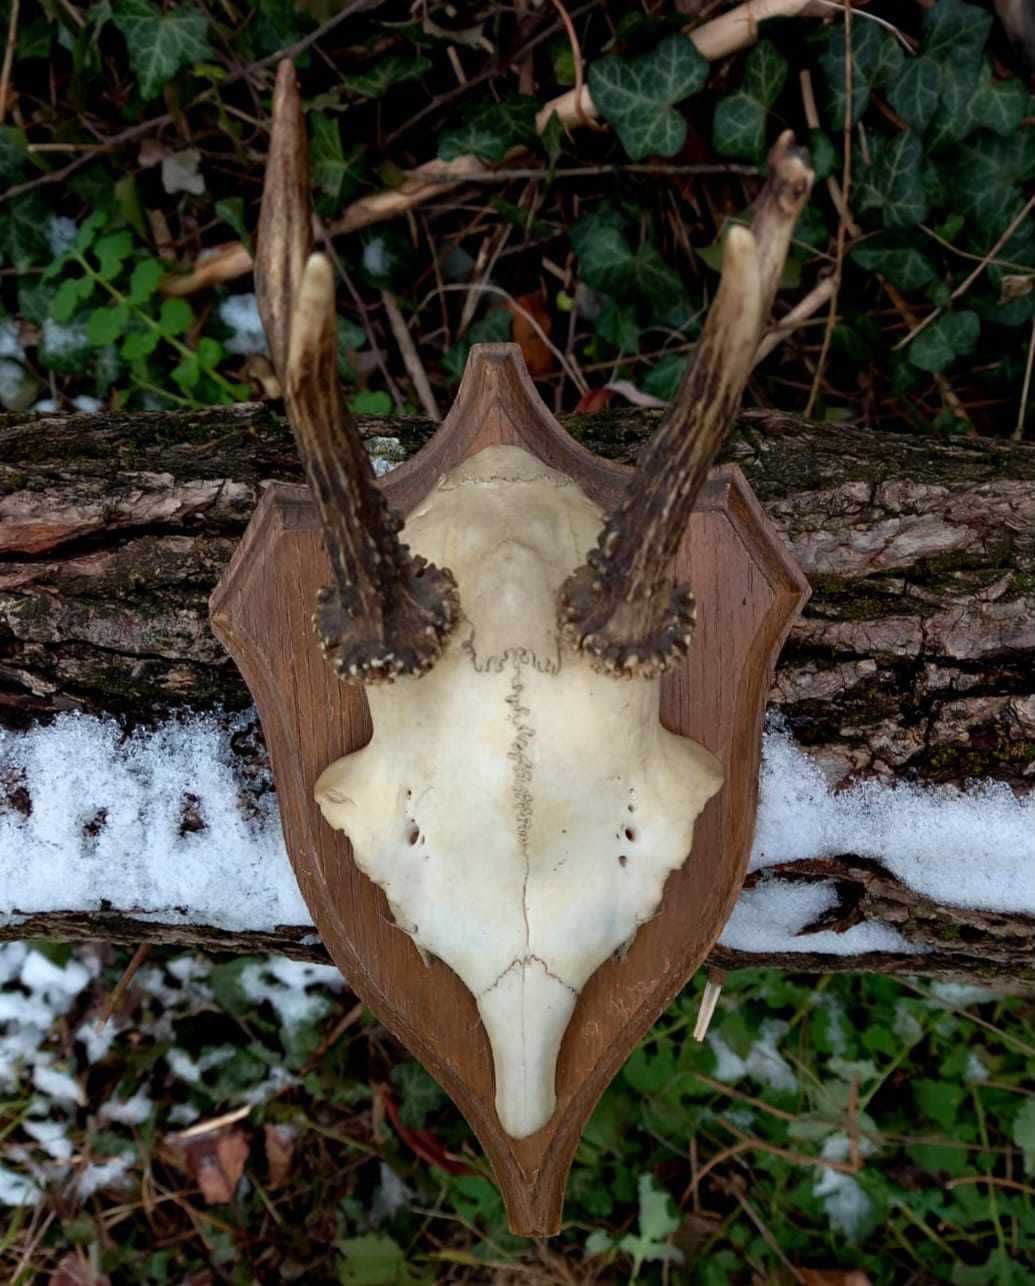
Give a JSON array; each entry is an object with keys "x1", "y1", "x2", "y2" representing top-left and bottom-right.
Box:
[
  {"x1": 559, "y1": 132, "x2": 813, "y2": 677},
  {"x1": 257, "y1": 60, "x2": 460, "y2": 683}
]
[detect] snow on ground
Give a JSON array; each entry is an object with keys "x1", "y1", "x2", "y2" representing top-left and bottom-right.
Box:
[{"x1": 0, "y1": 712, "x2": 1030, "y2": 958}]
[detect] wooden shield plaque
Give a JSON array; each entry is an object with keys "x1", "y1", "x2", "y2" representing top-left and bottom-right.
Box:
[{"x1": 209, "y1": 344, "x2": 809, "y2": 1235}]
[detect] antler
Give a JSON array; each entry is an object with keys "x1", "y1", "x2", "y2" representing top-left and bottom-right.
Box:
[
  {"x1": 558, "y1": 131, "x2": 813, "y2": 677},
  {"x1": 257, "y1": 60, "x2": 460, "y2": 684}
]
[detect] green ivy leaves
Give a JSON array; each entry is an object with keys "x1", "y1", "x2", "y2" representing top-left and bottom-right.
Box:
[
  {"x1": 437, "y1": 97, "x2": 538, "y2": 163},
  {"x1": 856, "y1": 133, "x2": 927, "y2": 229},
  {"x1": 111, "y1": 0, "x2": 211, "y2": 101},
  {"x1": 713, "y1": 40, "x2": 788, "y2": 163},
  {"x1": 571, "y1": 208, "x2": 684, "y2": 313},
  {"x1": 908, "y1": 310, "x2": 980, "y2": 372},
  {"x1": 588, "y1": 36, "x2": 708, "y2": 161}
]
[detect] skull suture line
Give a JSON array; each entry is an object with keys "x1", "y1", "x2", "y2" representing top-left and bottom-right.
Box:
[{"x1": 256, "y1": 61, "x2": 813, "y2": 1140}]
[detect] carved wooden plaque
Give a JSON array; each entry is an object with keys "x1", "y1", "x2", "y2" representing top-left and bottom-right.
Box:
[{"x1": 209, "y1": 344, "x2": 809, "y2": 1235}]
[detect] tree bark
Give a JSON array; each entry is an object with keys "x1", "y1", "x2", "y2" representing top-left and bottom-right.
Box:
[{"x1": 1, "y1": 403, "x2": 1033, "y2": 988}]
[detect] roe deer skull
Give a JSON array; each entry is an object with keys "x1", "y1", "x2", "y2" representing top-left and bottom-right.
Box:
[{"x1": 256, "y1": 60, "x2": 813, "y2": 1139}]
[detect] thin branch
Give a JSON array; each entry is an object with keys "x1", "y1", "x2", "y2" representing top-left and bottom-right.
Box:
[
  {"x1": 1013, "y1": 316, "x2": 1035, "y2": 442},
  {"x1": 805, "y1": 1, "x2": 852, "y2": 418},
  {"x1": 381, "y1": 289, "x2": 442, "y2": 421},
  {"x1": 895, "y1": 192, "x2": 1035, "y2": 351},
  {"x1": 0, "y1": 0, "x2": 19, "y2": 128}
]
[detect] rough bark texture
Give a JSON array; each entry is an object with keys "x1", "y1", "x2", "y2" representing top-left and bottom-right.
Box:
[{"x1": 1, "y1": 402, "x2": 1033, "y2": 987}]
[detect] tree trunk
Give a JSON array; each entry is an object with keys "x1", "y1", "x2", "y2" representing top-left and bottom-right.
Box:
[{"x1": 1, "y1": 403, "x2": 1032, "y2": 988}]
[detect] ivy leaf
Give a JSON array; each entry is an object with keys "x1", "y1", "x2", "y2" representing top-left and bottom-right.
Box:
[
  {"x1": 856, "y1": 132, "x2": 927, "y2": 228},
  {"x1": 743, "y1": 40, "x2": 788, "y2": 108},
  {"x1": 819, "y1": 18, "x2": 883, "y2": 126},
  {"x1": 908, "y1": 310, "x2": 980, "y2": 372},
  {"x1": 851, "y1": 234, "x2": 938, "y2": 291},
  {"x1": 969, "y1": 75, "x2": 1028, "y2": 137},
  {"x1": 588, "y1": 35, "x2": 708, "y2": 162},
  {"x1": 309, "y1": 115, "x2": 366, "y2": 203},
  {"x1": 442, "y1": 308, "x2": 512, "y2": 383},
  {"x1": 954, "y1": 136, "x2": 1024, "y2": 233},
  {"x1": 158, "y1": 297, "x2": 193, "y2": 336},
  {"x1": 344, "y1": 53, "x2": 431, "y2": 99},
  {"x1": 642, "y1": 353, "x2": 689, "y2": 402},
  {"x1": 0, "y1": 194, "x2": 50, "y2": 271},
  {"x1": 595, "y1": 298, "x2": 640, "y2": 353},
  {"x1": 888, "y1": 56, "x2": 942, "y2": 132},
  {"x1": 926, "y1": 59, "x2": 983, "y2": 150},
  {"x1": 88, "y1": 303, "x2": 130, "y2": 346},
  {"x1": 808, "y1": 129, "x2": 836, "y2": 182},
  {"x1": 112, "y1": 0, "x2": 211, "y2": 101},
  {"x1": 923, "y1": 0, "x2": 993, "y2": 73},
  {"x1": 570, "y1": 208, "x2": 636, "y2": 298},
  {"x1": 0, "y1": 126, "x2": 28, "y2": 181},
  {"x1": 713, "y1": 91, "x2": 766, "y2": 163},
  {"x1": 541, "y1": 111, "x2": 564, "y2": 167},
  {"x1": 337, "y1": 1234, "x2": 421, "y2": 1285},
  {"x1": 390, "y1": 1060, "x2": 446, "y2": 1130},
  {"x1": 438, "y1": 97, "x2": 538, "y2": 163}
]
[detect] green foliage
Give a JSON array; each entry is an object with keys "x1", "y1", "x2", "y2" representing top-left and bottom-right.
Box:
[
  {"x1": 588, "y1": 35, "x2": 708, "y2": 161},
  {"x1": 713, "y1": 40, "x2": 788, "y2": 163},
  {"x1": 111, "y1": 0, "x2": 211, "y2": 100},
  {"x1": 437, "y1": 97, "x2": 538, "y2": 163}
]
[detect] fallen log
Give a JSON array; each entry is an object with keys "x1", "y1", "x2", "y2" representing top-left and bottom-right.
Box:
[{"x1": 1, "y1": 403, "x2": 1032, "y2": 988}]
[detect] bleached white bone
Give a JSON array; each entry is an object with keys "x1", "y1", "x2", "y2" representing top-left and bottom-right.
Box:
[{"x1": 314, "y1": 445, "x2": 723, "y2": 1138}]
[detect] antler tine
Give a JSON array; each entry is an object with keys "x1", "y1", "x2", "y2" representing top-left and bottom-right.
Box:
[
  {"x1": 558, "y1": 131, "x2": 813, "y2": 679},
  {"x1": 256, "y1": 60, "x2": 311, "y2": 375},
  {"x1": 257, "y1": 60, "x2": 460, "y2": 684}
]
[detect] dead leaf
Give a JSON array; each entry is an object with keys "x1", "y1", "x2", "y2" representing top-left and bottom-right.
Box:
[
  {"x1": 508, "y1": 292, "x2": 555, "y2": 377},
  {"x1": 573, "y1": 387, "x2": 614, "y2": 413},
  {"x1": 264, "y1": 1122, "x2": 296, "y2": 1190},
  {"x1": 160, "y1": 242, "x2": 253, "y2": 296},
  {"x1": 379, "y1": 1087, "x2": 476, "y2": 1176},
  {"x1": 605, "y1": 380, "x2": 666, "y2": 409},
  {"x1": 49, "y1": 1253, "x2": 110, "y2": 1286},
  {"x1": 166, "y1": 1105, "x2": 251, "y2": 1204},
  {"x1": 161, "y1": 147, "x2": 205, "y2": 196}
]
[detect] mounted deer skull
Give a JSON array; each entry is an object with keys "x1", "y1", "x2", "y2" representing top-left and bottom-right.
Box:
[{"x1": 255, "y1": 60, "x2": 812, "y2": 1140}]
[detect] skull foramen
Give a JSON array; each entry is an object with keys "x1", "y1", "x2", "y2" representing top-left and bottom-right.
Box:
[{"x1": 256, "y1": 60, "x2": 812, "y2": 1139}]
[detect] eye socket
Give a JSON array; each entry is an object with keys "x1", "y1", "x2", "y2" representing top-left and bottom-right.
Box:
[{"x1": 624, "y1": 826, "x2": 636, "y2": 842}]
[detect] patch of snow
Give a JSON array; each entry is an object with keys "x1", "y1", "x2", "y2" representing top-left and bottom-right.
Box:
[
  {"x1": 100, "y1": 1088, "x2": 153, "y2": 1125},
  {"x1": 165, "y1": 1045, "x2": 235, "y2": 1085},
  {"x1": 0, "y1": 359, "x2": 33, "y2": 411},
  {"x1": 41, "y1": 318, "x2": 89, "y2": 357},
  {"x1": 929, "y1": 981, "x2": 1000, "y2": 1007},
  {"x1": 751, "y1": 725, "x2": 1035, "y2": 915},
  {"x1": 0, "y1": 711, "x2": 310, "y2": 933},
  {"x1": 75, "y1": 1017, "x2": 118, "y2": 1065},
  {"x1": 71, "y1": 394, "x2": 103, "y2": 413},
  {"x1": 23, "y1": 1118, "x2": 72, "y2": 1161},
  {"x1": 964, "y1": 1051, "x2": 988, "y2": 1083},
  {"x1": 814, "y1": 1133, "x2": 875, "y2": 1239},
  {"x1": 219, "y1": 293, "x2": 268, "y2": 355},
  {"x1": 30, "y1": 398, "x2": 60, "y2": 413},
  {"x1": 167, "y1": 1103, "x2": 200, "y2": 1126},
  {"x1": 362, "y1": 238, "x2": 389, "y2": 280},
  {"x1": 74, "y1": 1153, "x2": 135, "y2": 1199},
  {"x1": 719, "y1": 879, "x2": 926, "y2": 956},
  {"x1": 0, "y1": 320, "x2": 23, "y2": 358},
  {"x1": 0, "y1": 1165, "x2": 40, "y2": 1206},
  {"x1": 241, "y1": 1065, "x2": 299, "y2": 1105},
  {"x1": 46, "y1": 216, "x2": 78, "y2": 257},
  {"x1": 239, "y1": 956, "x2": 343, "y2": 1031},
  {"x1": 892, "y1": 1001, "x2": 923, "y2": 1044},
  {"x1": 707, "y1": 1020, "x2": 797, "y2": 1091},
  {"x1": 371, "y1": 1162, "x2": 413, "y2": 1224},
  {"x1": 32, "y1": 1064, "x2": 84, "y2": 1107}
]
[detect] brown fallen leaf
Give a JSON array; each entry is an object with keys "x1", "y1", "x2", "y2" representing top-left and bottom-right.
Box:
[
  {"x1": 160, "y1": 243, "x2": 254, "y2": 297},
  {"x1": 264, "y1": 1122, "x2": 297, "y2": 1190},
  {"x1": 166, "y1": 1105, "x2": 251, "y2": 1204},
  {"x1": 573, "y1": 386, "x2": 614, "y2": 413},
  {"x1": 508, "y1": 291, "x2": 555, "y2": 377}
]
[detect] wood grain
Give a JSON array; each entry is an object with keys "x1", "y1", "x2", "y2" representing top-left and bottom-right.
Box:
[{"x1": 209, "y1": 344, "x2": 809, "y2": 1235}]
